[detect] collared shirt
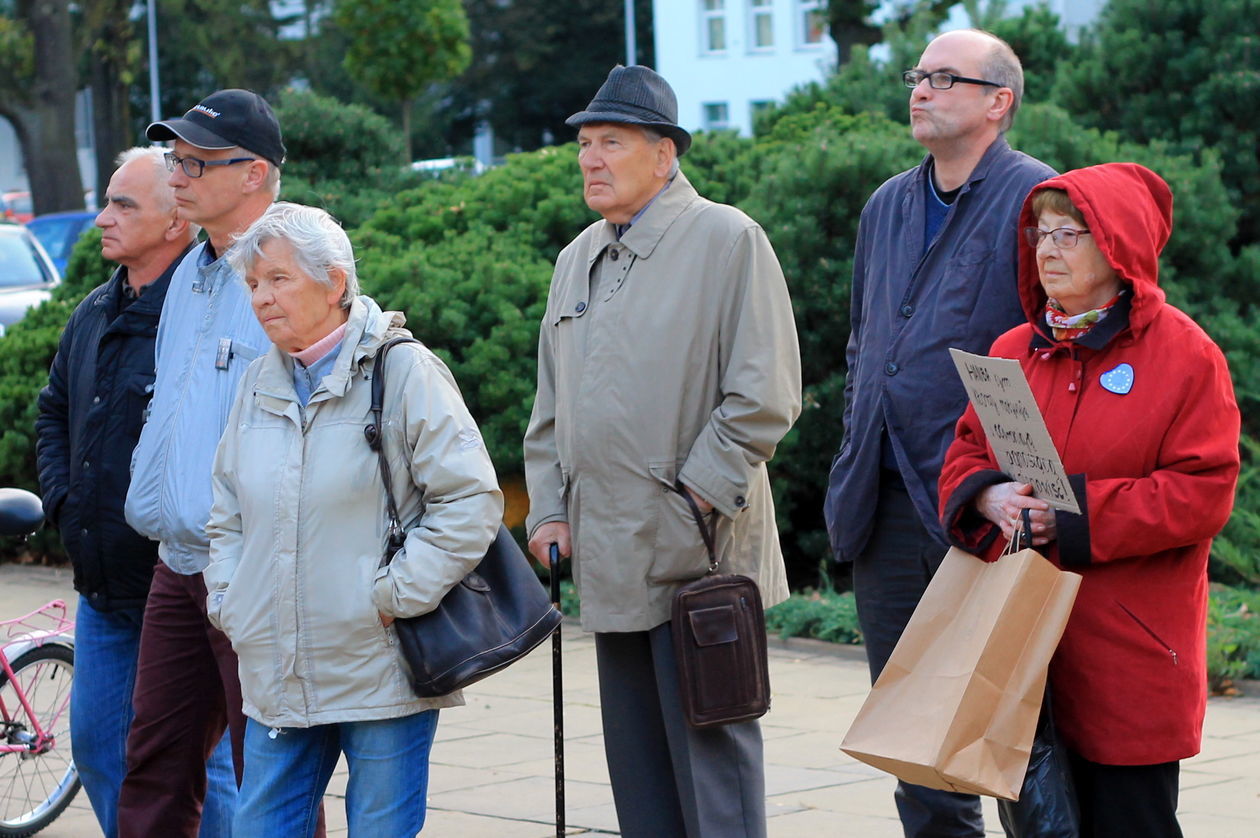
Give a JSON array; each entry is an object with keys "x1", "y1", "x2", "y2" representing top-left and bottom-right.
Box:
[
  {"x1": 124, "y1": 240, "x2": 269, "y2": 573},
  {"x1": 292, "y1": 339, "x2": 343, "y2": 406}
]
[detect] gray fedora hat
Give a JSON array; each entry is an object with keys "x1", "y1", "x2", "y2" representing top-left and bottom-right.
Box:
[{"x1": 566, "y1": 65, "x2": 692, "y2": 157}]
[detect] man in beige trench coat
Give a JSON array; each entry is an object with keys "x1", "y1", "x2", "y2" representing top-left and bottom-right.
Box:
[{"x1": 524, "y1": 65, "x2": 801, "y2": 838}]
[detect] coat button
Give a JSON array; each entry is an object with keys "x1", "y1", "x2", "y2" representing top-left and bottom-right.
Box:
[
  {"x1": 885, "y1": 362, "x2": 899, "y2": 375},
  {"x1": 734, "y1": 495, "x2": 747, "y2": 507},
  {"x1": 900, "y1": 304, "x2": 914, "y2": 317},
  {"x1": 575, "y1": 301, "x2": 587, "y2": 313},
  {"x1": 610, "y1": 250, "x2": 619, "y2": 261},
  {"x1": 93, "y1": 396, "x2": 101, "y2": 404}
]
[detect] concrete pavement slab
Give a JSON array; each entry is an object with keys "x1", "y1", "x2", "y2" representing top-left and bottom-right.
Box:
[{"x1": 3, "y1": 563, "x2": 1257, "y2": 836}]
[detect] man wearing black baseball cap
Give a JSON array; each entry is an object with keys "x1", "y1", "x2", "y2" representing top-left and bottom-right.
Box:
[{"x1": 120, "y1": 89, "x2": 326, "y2": 838}]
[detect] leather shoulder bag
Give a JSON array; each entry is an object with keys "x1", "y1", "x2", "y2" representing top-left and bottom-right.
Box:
[
  {"x1": 670, "y1": 482, "x2": 771, "y2": 728},
  {"x1": 366, "y1": 337, "x2": 562, "y2": 698}
]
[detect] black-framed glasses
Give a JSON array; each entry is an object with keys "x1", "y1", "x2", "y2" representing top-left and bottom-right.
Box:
[
  {"x1": 903, "y1": 69, "x2": 1002, "y2": 90},
  {"x1": 1024, "y1": 226, "x2": 1092, "y2": 249},
  {"x1": 164, "y1": 151, "x2": 258, "y2": 178}
]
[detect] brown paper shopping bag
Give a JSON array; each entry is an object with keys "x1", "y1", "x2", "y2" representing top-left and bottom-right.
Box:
[{"x1": 840, "y1": 546, "x2": 1081, "y2": 800}]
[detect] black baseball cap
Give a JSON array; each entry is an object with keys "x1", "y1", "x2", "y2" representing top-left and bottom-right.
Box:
[{"x1": 146, "y1": 89, "x2": 285, "y2": 168}]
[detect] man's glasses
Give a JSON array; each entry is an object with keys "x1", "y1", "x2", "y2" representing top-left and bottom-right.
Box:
[
  {"x1": 1024, "y1": 227, "x2": 1092, "y2": 249},
  {"x1": 164, "y1": 152, "x2": 257, "y2": 178},
  {"x1": 903, "y1": 70, "x2": 1002, "y2": 90}
]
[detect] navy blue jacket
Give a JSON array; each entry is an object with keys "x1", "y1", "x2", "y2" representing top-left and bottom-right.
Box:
[
  {"x1": 824, "y1": 137, "x2": 1054, "y2": 562},
  {"x1": 36, "y1": 251, "x2": 184, "y2": 610}
]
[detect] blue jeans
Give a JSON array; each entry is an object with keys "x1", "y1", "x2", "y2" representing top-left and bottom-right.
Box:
[
  {"x1": 71, "y1": 596, "x2": 237, "y2": 838},
  {"x1": 233, "y1": 711, "x2": 439, "y2": 838}
]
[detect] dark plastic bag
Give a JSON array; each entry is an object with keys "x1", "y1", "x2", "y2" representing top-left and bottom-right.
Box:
[{"x1": 997, "y1": 689, "x2": 1080, "y2": 838}]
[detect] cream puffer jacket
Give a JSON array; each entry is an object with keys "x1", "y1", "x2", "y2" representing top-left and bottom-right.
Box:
[{"x1": 206, "y1": 296, "x2": 503, "y2": 728}]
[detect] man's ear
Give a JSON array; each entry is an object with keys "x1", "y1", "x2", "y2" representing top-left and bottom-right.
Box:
[
  {"x1": 988, "y1": 88, "x2": 1015, "y2": 125},
  {"x1": 164, "y1": 211, "x2": 192, "y2": 243},
  {"x1": 241, "y1": 159, "x2": 270, "y2": 193},
  {"x1": 655, "y1": 137, "x2": 677, "y2": 179}
]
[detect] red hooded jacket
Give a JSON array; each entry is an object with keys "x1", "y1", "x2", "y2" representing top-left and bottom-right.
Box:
[{"x1": 938, "y1": 163, "x2": 1240, "y2": 765}]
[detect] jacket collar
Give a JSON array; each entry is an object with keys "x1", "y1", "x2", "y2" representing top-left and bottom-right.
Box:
[
  {"x1": 253, "y1": 296, "x2": 409, "y2": 411},
  {"x1": 100, "y1": 242, "x2": 192, "y2": 328},
  {"x1": 585, "y1": 169, "x2": 701, "y2": 265},
  {"x1": 1030, "y1": 290, "x2": 1133, "y2": 352}
]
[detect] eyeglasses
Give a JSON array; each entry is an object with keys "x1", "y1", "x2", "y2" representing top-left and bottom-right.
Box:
[
  {"x1": 903, "y1": 70, "x2": 1002, "y2": 90},
  {"x1": 164, "y1": 152, "x2": 258, "y2": 178},
  {"x1": 1024, "y1": 227, "x2": 1092, "y2": 249}
]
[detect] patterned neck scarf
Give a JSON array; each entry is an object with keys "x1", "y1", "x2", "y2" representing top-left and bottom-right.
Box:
[{"x1": 1045, "y1": 292, "x2": 1125, "y2": 341}]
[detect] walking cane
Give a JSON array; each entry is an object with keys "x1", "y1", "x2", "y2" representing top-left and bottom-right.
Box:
[{"x1": 549, "y1": 543, "x2": 565, "y2": 837}]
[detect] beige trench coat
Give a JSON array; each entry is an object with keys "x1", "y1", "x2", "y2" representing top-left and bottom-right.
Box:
[
  {"x1": 524, "y1": 171, "x2": 801, "y2": 632},
  {"x1": 206, "y1": 297, "x2": 503, "y2": 728}
]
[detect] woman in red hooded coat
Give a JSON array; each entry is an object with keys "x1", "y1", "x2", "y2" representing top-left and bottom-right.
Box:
[{"x1": 938, "y1": 163, "x2": 1239, "y2": 837}]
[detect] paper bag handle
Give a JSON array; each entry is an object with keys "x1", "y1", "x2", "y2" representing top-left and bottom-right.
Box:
[{"x1": 1004, "y1": 508, "x2": 1036, "y2": 555}]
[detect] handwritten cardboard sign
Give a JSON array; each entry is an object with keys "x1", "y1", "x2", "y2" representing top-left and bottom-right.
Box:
[{"x1": 949, "y1": 349, "x2": 1081, "y2": 514}]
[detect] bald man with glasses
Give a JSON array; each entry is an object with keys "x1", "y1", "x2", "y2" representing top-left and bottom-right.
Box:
[{"x1": 824, "y1": 29, "x2": 1056, "y2": 837}]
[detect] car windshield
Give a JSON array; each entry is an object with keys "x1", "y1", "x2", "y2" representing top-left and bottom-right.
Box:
[{"x1": 0, "y1": 233, "x2": 54, "y2": 287}]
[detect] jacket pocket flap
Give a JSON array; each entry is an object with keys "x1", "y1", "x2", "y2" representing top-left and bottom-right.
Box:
[{"x1": 688, "y1": 605, "x2": 738, "y2": 647}]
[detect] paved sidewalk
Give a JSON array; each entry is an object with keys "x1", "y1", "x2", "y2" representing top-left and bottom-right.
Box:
[{"x1": 4, "y1": 563, "x2": 1258, "y2": 836}]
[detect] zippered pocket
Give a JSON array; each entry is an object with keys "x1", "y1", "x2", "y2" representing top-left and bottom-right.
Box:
[{"x1": 1117, "y1": 601, "x2": 1178, "y2": 665}]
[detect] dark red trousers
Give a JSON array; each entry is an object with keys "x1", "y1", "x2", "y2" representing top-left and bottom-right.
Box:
[{"x1": 117, "y1": 562, "x2": 247, "y2": 838}]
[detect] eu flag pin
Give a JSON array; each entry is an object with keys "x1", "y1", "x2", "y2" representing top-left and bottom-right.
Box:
[{"x1": 1100, "y1": 362, "x2": 1134, "y2": 395}]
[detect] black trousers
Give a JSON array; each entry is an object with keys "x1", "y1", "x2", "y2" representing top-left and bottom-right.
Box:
[
  {"x1": 852, "y1": 474, "x2": 985, "y2": 838},
  {"x1": 594, "y1": 622, "x2": 766, "y2": 838},
  {"x1": 1069, "y1": 751, "x2": 1182, "y2": 838}
]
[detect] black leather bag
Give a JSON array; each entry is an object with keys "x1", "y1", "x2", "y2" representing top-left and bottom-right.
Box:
[
  {"x1": 670, "y1": 483, "x2": 770, "y2": 728},
  {"x1": 998, "y1": 513, "x2": 1080, "y2": 838},
  {"x1": 367, "y1": 338, "x2": 562, "y2": 698}
]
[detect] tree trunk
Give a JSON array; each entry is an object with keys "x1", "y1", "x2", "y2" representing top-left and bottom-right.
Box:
[
  {"x1": 21, "y1": 0, "x2": 85, "y2": 214},
  {"x1": 88, "y1": 0, "x2": 135, "y2": 202},
  {"x1": 401, "y1": 97, "x2": 413, "y2": 164}
]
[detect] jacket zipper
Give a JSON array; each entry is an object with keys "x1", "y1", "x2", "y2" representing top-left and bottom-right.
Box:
[{"x1": 1117, "y1": 601, "x2": 1178, "y2": 665}]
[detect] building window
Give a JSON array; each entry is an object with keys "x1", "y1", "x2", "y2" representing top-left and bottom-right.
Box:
[
  {"x1": 703, "y1": 102, "x2": 731, "y2": 131},
  {"x1": 749, "y1": 0, "x2": 774, "y2": 50},
  {"x1": 797, "y1": 0, "x2": 826, "y2": 46},
  {"x1": 702, "y1": 0, "x2": 726, "y2": 53}
]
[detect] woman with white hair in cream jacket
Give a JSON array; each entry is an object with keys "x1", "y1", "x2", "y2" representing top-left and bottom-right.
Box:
[{"x1": 205, "y1": 202, "x2": 502, "y2": 837}]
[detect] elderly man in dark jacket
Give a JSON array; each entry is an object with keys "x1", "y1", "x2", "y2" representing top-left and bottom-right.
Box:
[
  {"x1": 35, "y1": 146, "x2": 234, "y2": 838},
  {"x1": 823, "y1": 29, "x2": 1055, "y2": 837}
]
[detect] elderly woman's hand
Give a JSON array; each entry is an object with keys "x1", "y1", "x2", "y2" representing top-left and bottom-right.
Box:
[
  {"x1": 975, "y1": 481, "x2": 1058, "y2": 547},
  {"x1": 379, "y1": 612, "x2": 394, "y2": 628}
]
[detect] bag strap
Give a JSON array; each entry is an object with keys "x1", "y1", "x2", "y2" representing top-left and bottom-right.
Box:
[
  {"x1": 363, "y1": 337, "x2": 420, "y2": 564},
  {"x1": 675, "y1": 480, "x2": 719, "y2": 575}
]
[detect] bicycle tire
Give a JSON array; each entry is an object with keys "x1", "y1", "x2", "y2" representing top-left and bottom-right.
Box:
[{"x1": 0, "y1": 643, "x2": 80, "y2": 837}]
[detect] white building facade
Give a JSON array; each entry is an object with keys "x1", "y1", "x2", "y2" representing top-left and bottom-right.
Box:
[
  {"x1": 653, "y1": 0, "x2": 1106, "y2": 139},
  {"x1": 653, "y1": 0, "x2": 838, "y2": 137}
]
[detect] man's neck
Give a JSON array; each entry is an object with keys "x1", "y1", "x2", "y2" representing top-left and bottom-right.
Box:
[
  {"x1": 122, "y1": 245, "x2": 188, "y2": 294},
  {"x1": 927, "y1": 133, "x2": 998, "y2": 193},
  {"x1": 203, "y1": 198, "x2": 272, "y2": 258}
]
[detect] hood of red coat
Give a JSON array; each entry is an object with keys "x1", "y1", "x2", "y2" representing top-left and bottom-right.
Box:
[{"x1": 1018, "y1": 162, "x2": 1173, "y2": 339}]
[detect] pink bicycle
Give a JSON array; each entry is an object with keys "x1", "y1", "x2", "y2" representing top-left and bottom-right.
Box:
[{"x1": 0, "y1": 489, "x2": 79, "y2": 837}]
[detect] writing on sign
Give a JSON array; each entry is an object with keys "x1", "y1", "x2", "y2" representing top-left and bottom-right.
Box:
[{"x1": 949, "y1": 349, "x2": 1081, "y2": 514}]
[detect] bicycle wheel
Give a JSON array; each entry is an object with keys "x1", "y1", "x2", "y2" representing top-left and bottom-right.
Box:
[{"x1": 0, "y1": 644, "x2": 80, "y2": 837}]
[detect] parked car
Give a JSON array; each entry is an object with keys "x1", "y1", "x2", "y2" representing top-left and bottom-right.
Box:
[
  {"x1": 0, "y1": 222, "x2": 60, "y2": 328},
  {"x1": 26, "y1": 210, "x2": 96, "y2": 275},
  {"x1": 1, "y1": 191, "x2": 33, "y2": 224}
]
